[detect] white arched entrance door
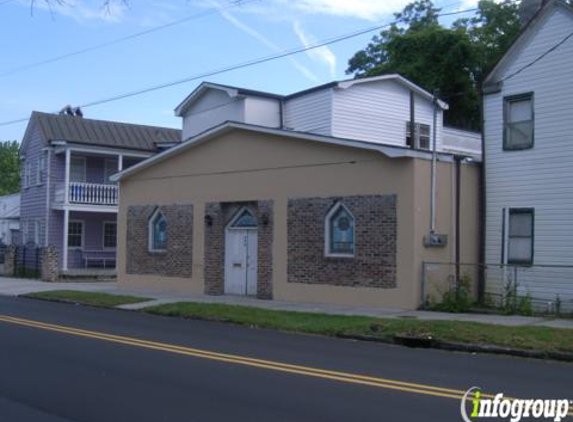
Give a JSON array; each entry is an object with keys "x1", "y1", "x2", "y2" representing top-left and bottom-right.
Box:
[{"x1": 224, "y1": 208, "x2": 258, "y2": 296}]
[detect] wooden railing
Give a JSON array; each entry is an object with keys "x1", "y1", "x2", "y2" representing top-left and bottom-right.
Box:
[{"x1": 68, "y1": 182, "x2": 118, "y2": 205}]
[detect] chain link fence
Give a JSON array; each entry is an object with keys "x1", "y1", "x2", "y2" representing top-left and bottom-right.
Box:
[{"x1": 421, "y1": 262, "x2": 573, "y2": 314}]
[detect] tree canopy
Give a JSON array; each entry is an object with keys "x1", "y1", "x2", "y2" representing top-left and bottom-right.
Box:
[
  {"x1": 0, "y1": 141, "x2": 20, "y2": 196},
  {"x1": 346, "y1": 0, "x2": 522, "y2": 130}
]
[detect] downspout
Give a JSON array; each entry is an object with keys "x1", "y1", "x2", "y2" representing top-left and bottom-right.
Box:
[
  {"x1": 455, "y1": 155, "x2": 462, "y2": 285},
  {"x1": 477, "y1": 92, "x2": 487, "y2": 303},
  {"x1": 409, "y1": 91, "x2": 415, "y2": 148},
  {"x1": 430, "y1": 92, "x2": 439, "y2": 234},
  {"x1": 279, "y1": 99, "x2": 284, "y2": 129}
]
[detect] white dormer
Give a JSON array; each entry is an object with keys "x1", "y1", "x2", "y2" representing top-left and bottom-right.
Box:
[{"x1": 175, "y1": 82, "x2": 281, "y2": 140}]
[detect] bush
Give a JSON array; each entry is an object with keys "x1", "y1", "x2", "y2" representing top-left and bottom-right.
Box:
[{"x1": 431, "y1": 272, "x2": 473, "y2": 313}]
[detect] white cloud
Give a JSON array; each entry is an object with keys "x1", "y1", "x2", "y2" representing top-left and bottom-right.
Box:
[
  {"x1": 293, "y1": 21, "x2": 336, "y2": 78},
  {"x1": 276, "y1": 0, "x2": 413, "y2": 21},
  {"x1": 208, "y1": 0, "x2": 319, "y2": 82}
]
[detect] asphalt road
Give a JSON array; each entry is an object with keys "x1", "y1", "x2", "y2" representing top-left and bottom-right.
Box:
[{"x1": 0, "y1": 296, "x2": 570, "y2": 422}]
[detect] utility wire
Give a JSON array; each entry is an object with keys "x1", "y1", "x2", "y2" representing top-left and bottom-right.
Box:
[
  {"x1": 0, "y1": 4, "x2": 483, "y2": 127},
  {"x1": 0, "y1": 0, "x2": 260, "y2": 78},
  {"x1": 500, "y1": 30, "x2": 573, "y2": 82}
]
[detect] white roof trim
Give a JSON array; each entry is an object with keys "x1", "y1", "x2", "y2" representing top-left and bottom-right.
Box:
[
  {"x1": 337, "y1": 74, "x2": 449, "y2": 110},
  {"x1": 111, "y1": 122, "x2": 459, "y2": 182},
  {"x1": 174, "y1": 82, "x2": 241, "y2": 117},
  {"x1": 484, "y1": 0, "x2": 573, "y2": 85}
]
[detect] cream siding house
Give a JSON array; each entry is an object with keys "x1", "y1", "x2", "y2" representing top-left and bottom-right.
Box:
[{"x1": 483, "y1": 0, "x2": 573, "y2": 311}]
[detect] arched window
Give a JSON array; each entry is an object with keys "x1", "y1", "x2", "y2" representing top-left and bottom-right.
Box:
[
  {"x1": 148, "y1": 208, "x2": 167, "y2": 251},
  {"x1": 325, "y1": 202, "x2": 355, "y2": 257}
]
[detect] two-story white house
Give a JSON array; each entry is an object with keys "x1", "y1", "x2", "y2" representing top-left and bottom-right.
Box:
[
  {"x1": 482, "y1": 0, "x2": 573, "y2": 311},
  {"x1": 112, "y1": 74, "x2": 482, "y2": 310}
]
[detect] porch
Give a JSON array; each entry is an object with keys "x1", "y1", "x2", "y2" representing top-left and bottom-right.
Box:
[
  {"x1": 55, "y1": 210, "x2": 119, "y2": 272},
  {"x1": 52, "y1": 147, "x2": 148, "y2": 208}
]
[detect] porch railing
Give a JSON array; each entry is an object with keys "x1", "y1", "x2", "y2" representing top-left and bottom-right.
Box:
[{"x1": 68, "y1": 182, "x2": 118, "y2": 205}]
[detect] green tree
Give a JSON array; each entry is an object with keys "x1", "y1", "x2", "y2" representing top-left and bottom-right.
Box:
[
  {"x1": 0, "y1": 141, "x2": 20, "y2": 195},
  {"x1": 346, "y1": 0, "x2": 522, "y2": 130}
]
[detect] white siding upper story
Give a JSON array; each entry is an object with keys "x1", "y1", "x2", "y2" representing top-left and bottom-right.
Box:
[
  {"x1": 177, "y1": 76, "x2": 481, "y2": 157},
  {"x1": 331, "y1": 79, "x2": 443, "y2": 150},
  {"x1": 283, "y1": 88, "x2": 333, "y2": 136},
  {"x1": 483, "y1": 2, "x2": 573, "y2": 309}
]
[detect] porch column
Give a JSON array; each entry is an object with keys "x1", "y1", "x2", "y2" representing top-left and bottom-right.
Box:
[
  {"x1": 64, "y1": 149, "x2": 71, "y2": 205},
  {"x1": 118, "y1": 154, "x2": 123, "y2": 172},
  {"x1": 62, "y1": 209, "x2": 69, "y2": 271}
]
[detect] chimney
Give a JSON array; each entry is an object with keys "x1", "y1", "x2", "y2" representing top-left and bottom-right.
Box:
[{"x1": 518, "y1": 0, "x2": 548, "y2": 26}]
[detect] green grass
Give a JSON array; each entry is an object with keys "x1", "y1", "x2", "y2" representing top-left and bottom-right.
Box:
[
  {"x1": 145, "y1": 302, "x2": 573, "y2": 355},
  {"x1": 25, "y1": 290, "x2": 151, "y2": 307}
]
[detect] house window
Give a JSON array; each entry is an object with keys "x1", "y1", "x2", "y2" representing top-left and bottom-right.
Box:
[
  {"x1": 23, "y1": 161, "x2": 33, "y2": 188},
  {"x1": 36, "y1": 154, "x2": 46, "y2": 185},
  {"x1": 504, "y1": 93, "x2": 534, "y2": 150},
  {"x1": 34, "y1": 219, "x2": 45, "y2": 246},
  {"x1": 103, "y1": 222, "x2": 117, "y2": 248},
  {"x1": 507, "y1": 208, "x2": 534, "y2": 265},
  {"x1": 68, "y1": 220, "x2": 84, "y2": 249},
  {"x1": 406, "y1": 122, "x2": 431, "y2": 150},
  {"x1": 325, "y1": 202, "x2": 355, "y2": 257},
  {"x1": 70, "y1": 156, "x2": 87, "y2": 182},
  {"x1": 148, "y1": 209, "x2": 167, "y2": 251}
]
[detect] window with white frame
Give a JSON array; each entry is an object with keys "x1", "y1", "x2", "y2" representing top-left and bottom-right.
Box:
[
  {"x1": 37, "y1": 152, "x2": 47, "y2": 185},
  {"x1": 70, "y1": 156, "x2": 87, "y2": 183},
  {"x1": 148, "y1": 209, "x2": 167, "y2": 251},
  {"x1": 26, "y1": 221, "x2": 35, "y2": 245},
  {"x1": 506, "y1": 208, "x2": 534, "y2": 265},
  {"x1": 406, "y1": 122, "x2": 431, "y2": 150},
  {"x1": 325, "y1": 203, "x2": 355, "y2": 257},
  {"x1": 103, "y1": 221, "x2": 117, "y2": 248},
  {"x1": 23, "y1": 161, "x2": 33, "y2": 188},
  {"x1": 34, "y1": 219, "x2": 45, "y2": 246},
  {"x1": 68, "y1": 220, "x2": 84, "y2": 249},
  {"x1": 504, "y1": 93, "x2": 534, "y2": 150}
]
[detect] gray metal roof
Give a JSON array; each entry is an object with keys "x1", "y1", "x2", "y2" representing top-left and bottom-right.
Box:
[{"x1": 31, "y1": 111, "x2": 181, "y2": 152}]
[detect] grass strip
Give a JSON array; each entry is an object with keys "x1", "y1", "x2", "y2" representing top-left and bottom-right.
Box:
[{"x1": 145, "y1": 302, "x2": 573, "y2": 355}]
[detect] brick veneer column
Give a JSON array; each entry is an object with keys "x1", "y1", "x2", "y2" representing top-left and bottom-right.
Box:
[
  {"x1": 41, "y1": 245, "x2": 59, "y2": 282},
  {"x1": 256, "y1": 200, "x2": 273, "y2": 299},
  {"x1": 204, "y1": 202, "x2": 225, "y2": 295}
]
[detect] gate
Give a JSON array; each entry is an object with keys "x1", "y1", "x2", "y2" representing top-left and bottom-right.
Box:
[{"x1": 13, "y1": 245, "x2": 42, "y2": 279}]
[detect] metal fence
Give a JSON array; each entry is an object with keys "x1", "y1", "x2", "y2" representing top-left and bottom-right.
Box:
[
  {"x1": 421, "y1": 262, "x2": 573, "y2": 314},
  {"x1": 0, "y1": 242, "x2": 5, "y2": 265},
  {"x1": 13, "y1": 245, "x2": 42, "y2": 279}
]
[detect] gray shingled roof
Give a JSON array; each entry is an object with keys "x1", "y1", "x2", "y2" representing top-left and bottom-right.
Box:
[{"x1": 31, "y1": 111, "x2": 181, "y2": 152}]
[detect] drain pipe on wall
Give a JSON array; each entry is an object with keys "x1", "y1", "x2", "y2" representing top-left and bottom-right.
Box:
[
  {"x1": 430, "y1": 92, "x2": 438, "y2": 234},
  {"x1": 424, "y1": 91, "x2": 447, "y2": 248}
]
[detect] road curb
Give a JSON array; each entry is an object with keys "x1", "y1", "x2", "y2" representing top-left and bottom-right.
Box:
[
  {"x1": 17, "y1": 294, "x2": 573, "y2": 363},
  {"x1": 337, "y1": 333, "x2": 573, "y2": 362}
]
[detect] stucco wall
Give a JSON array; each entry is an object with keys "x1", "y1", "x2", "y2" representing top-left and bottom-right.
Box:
[{"x1": 117, "y1": 129, "x2": 479, "y2": 309}]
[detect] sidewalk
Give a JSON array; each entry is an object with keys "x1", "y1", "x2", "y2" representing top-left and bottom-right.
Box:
[{"x1": 1, "y1": 276, "x2": 571, "y2": 329}]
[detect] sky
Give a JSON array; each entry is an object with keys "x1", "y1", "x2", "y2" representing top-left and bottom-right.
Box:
[{"x1": 0, "y1": 0, "x2": 479, "y2": 142}]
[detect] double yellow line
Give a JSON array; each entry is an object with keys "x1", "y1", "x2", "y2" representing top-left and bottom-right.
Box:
[{"x1": 0, "y1": 314, "x2": 571, "y2": 418}]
